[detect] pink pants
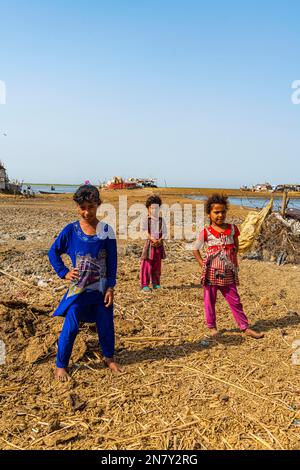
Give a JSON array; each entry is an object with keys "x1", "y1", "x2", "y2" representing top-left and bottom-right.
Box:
[
  {"x1": 140, "y1": 247, "x2": 162, "y2": 288},
  {"x1": 203, "y1": 284, "x2": 249, "y2": 330}
]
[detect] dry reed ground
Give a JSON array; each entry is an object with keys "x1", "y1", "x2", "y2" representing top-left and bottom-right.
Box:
[{"x1": 0, "y1": 189, "x2": 299, "y2": 450}]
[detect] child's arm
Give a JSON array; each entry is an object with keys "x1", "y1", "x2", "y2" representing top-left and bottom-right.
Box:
[
  {"x1": 234, "y1": 237, "x2": 239, "y2": 251},
  {"x1": 193, "y1": 249, "x2": 203, "y2": 267},
  {"x1": 233, "y1": 225, "x2": 240, "y2": 252},
  {"x1": 104, "y1": 226, "x2": 117, "y2": 307},
  {"x1": 193, "y1": 229, "x2": 206, "y2": 267},
  {"x1": 48, "y1": 225, "x2": 74, "y2": 280}
]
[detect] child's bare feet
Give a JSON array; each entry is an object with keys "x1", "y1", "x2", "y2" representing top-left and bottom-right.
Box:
[
  {"x1": 55, "y1": 367, "x2": 70, "y2": 381},
  {"x1": 104, "y1": 358, "x2": 123, "y2": 374},
  {"x1": 209, "y1": 328, "x2": 219, "y2": 337},
  {"x1": 243, "y1": 328, "x2": 264, "y2": 339}
]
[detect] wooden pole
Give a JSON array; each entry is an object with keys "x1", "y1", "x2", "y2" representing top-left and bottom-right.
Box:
[{"x1": 281, "y1": 189, "x2": 289, "y2": 217}]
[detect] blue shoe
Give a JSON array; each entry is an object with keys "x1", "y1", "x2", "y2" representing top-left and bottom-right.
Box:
[
  {"x1": 142, "y1": 286, "x2": 151, "y2": 293},
  {"x1": 153, "y1": 285, "x2": 161, "y2": 289}
]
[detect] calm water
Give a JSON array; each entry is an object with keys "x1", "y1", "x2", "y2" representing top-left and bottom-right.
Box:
[
  {"x1": 24, "y1": 185, "x2": 300, "y2": 210},
  {"x1": 188, "y1": 195, "x2": 300, "y2": 211},
  {"x1": 25, "y1": 184, "x2": 80, "y2": 194}
]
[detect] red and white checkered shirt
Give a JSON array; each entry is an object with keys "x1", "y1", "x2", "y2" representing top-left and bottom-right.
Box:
[{"x1": 195, "y1": 224, "x2": 240, "y2": 286}]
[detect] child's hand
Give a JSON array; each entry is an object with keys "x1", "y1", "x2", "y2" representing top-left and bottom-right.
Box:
[
  {"x1": 104, "y1": 288, "x2": 114, "y2": 307},
  {"x1": 193, "y1": 249, "x2": 203, "y2": 268},
  {"x1": 65, "y1": 268, "x2": 79, "y2": 282}
]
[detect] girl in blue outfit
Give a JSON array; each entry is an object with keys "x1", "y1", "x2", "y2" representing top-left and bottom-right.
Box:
[{"x1": 48, "y1": 185, "x2": 121, "y2": 380}]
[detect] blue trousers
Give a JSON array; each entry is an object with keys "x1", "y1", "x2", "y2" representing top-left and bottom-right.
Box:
[{"x1": 56, "y1": 301, "x2": 115, "y2": 368}]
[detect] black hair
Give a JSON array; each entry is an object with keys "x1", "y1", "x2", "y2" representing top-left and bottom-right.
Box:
[
  {"x1": 73, "y1": 185, "x2": 101, "y2": 205},
  {"x1": 146, "y1": 194, "x2": 162, "y2": 208},
  {"x1": 205, "y1": 193, "x2": 229, "y2": 214}
]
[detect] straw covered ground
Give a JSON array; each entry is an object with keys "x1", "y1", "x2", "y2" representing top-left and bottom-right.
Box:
[{"x1": 0, "y1": 189, "x2": 300, "y2": 450}]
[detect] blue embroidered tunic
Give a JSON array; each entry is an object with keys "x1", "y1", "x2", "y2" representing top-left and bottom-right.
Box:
[{"x1": 48, "y1": 221, "x2": 117, "y2": 317}]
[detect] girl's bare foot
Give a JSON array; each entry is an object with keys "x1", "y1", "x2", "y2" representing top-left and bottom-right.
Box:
[
  {"x1": 55, "y1": 367, "x2": 70, "y2": 381},
  {"x1": 209, "y1": 328, "x2": 219, "y2": 337},
  {"x1": 104, "y1": 358, "x2": 123, "y2": 374},
  {"x1": 243, "y1": 328, "x2": 264, "y2": 339}
]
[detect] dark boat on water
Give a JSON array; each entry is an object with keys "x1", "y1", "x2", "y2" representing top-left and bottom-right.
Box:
[
  {"x1": 285, "y1": 208, "x2": 300, "y2": 221},
  {"x1": 39, "y1": 190, "x2": 66, "y2": 194}
]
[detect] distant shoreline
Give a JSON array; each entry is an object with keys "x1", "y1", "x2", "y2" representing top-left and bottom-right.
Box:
[{"x1": 22, "y1": 184, "x2": 300, "y2": 199}]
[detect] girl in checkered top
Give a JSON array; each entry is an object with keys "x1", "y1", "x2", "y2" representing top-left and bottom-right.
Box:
[{"x1": 193, "y1": 194, "x2": 264, "y2": 339}]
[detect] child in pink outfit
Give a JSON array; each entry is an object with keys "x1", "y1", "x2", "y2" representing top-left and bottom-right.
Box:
[
  {"x1": 140, "y1": 195, "x2": 167, "y2": 292},
  {"x1": 193, "y1": 193, "x2": 264, "y2": 339}
]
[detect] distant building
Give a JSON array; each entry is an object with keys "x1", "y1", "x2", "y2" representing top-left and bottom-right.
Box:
[
  {"x1": 253, "y1": 182, "x2": 273, "y2": 192},
  {"x1": 0, "y1": 160, "x2": 22, "y2": 193},
  {"x1": 0, "y1": 161, "x2": 9, "y2": 191}
]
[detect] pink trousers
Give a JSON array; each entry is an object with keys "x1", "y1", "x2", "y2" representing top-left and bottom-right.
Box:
[
  {"x1": 203, "y1": 284, "x2": 249, "y2": 330},
  {"x1": 140, "y1": 247, "x2": 162, "y2": 287}
]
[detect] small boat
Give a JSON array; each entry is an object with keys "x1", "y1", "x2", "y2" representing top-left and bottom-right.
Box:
[
  {"x1": 39, "y1": 190, "x2": 66, "y2": 195},
  {"x1": 285, "y1": 208, "x2": 300, "y2": 221}
]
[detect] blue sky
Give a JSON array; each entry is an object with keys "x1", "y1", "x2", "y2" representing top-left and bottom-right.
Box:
[{"x1": 0, "y1": 0, "x2": 299, "y2": 187}]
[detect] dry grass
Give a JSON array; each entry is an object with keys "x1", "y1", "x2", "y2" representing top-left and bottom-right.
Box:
[{"x1": 0, "y1": 190, "x2": 300, "y2": 450}]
